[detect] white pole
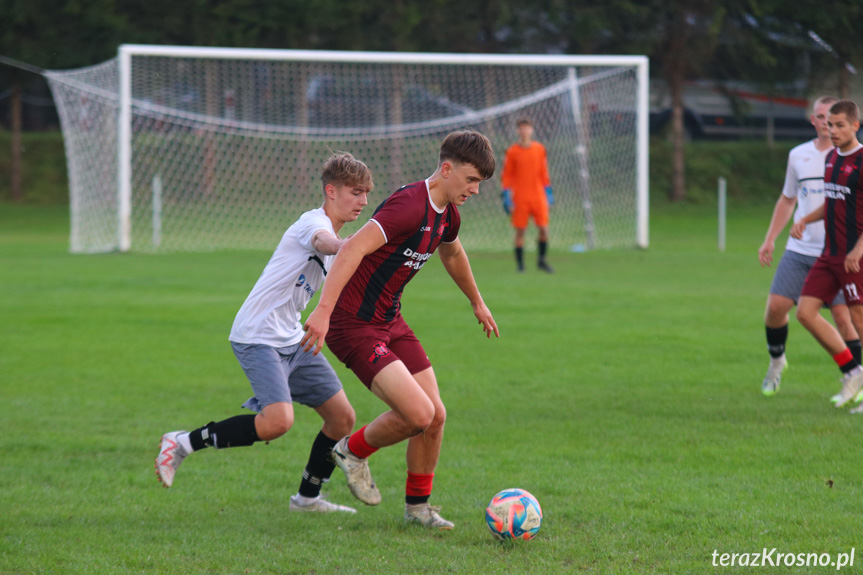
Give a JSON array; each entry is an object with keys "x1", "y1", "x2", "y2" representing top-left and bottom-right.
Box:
[
  {"x1": 152, "y1": 174, "x2": 162, "y2": 248},
  {"x1": 718, "y1": 177, "x2": 727, "y2": 252},
  {"x1": 119, "y1": 44, "x2": 648, "y2": 67},
  {"x1": 567, "y1": 67, "x2": 596, "y2": 250},
  {"x1": 117, "y1": 46, "x2": 133, "y2": 252},
  {"x1": 636, "y1": 59, "x2": 650, "y2": 249}
]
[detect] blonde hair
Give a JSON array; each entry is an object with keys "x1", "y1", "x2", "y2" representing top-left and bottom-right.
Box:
[
  {"x1": 813, "y1": 95, "x2": 837, "y2": 112},
  {"x1": 321, "y1": 152, "x2": 373, "y2": 192}
]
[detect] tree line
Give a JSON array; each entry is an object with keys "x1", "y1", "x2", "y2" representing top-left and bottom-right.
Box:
[{"x1": 1, "y1": 0, "x2": 860, "y2": 201}]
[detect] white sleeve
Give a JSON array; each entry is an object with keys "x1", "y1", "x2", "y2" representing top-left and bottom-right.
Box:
[
  {"x1": 295, "y1": 212, "x2": 333, "y2": 252},
  {"x1": 781, "y1": 152, "x2": 798, "y2": 199}
]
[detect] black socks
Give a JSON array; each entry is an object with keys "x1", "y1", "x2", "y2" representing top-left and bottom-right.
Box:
[
  {"x1": 846, "y1": 339, "x2": 862, "y2": 364},
  {"x1": 516, "y1": 243, "x2": 550, "y2": 270},
  {"x1": 840, "y1": 358, "x2": 860, "y2": 374},
  {"x1": 515, "y1": 247, "x2": 524, "y2": 271},
  {"x1": 539, "y1": 240, "x2": 548, "y2": 263},
  {"x1": 765, "y1": 324, "x2": 788, "y2": 359},
  {"x1": 188, "y1": 415, "x2": 259, "y2": 451},
  {"x1": 298, "y1": 431, "x2": 338, "y2": 498},
  {"x1": 766, "y1": 326, "x2": 860, "y2": 363}
]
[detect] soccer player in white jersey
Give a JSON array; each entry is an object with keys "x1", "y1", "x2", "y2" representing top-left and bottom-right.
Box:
[
  {"x1": 155, "y1": 152, "x2": 372, "y2": 513},
  {"x1": 758, "y1": 96, "x2": 860, "y2": 395}
]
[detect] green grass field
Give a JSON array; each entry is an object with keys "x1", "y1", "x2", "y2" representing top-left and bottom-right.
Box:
[{"x1": 2, "y1": 201, "x2": 862, "y2": 574}]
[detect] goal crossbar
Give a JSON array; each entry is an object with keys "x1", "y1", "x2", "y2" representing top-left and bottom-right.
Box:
[{"x1": 120, "y1": 44, "x2": 647, "y2": 67}]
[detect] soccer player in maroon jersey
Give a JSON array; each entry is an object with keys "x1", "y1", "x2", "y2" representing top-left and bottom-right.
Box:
[
  {"x1": 790, "y1": 100, "x2": 863, "y2": 409},
  {"x1": 756, "y1": 96, "x2": 860, "y2": 396},
  {"x1": 300, "y1": 130, "x2": 499, "y2": 529}
]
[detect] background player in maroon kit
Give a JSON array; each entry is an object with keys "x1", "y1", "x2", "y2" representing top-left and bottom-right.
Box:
[
  {"x1": 301, "y1": 130, "x2": 499, "y2": 529},
  {"x1": 791, "y1": 100, "x2": 863, "y2": 409}
]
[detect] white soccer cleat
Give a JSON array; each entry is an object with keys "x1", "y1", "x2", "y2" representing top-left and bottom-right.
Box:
[
  {"x1": 155, "y1": 431, "x2": 190, "y2": 488},
  {"x1": 833, "y1": 368, "x2": 863, "y2": 407},
  {"x1": 761, "y1": 355, "x2": 787, "y2": 396},
  {"x1": 404, "y1": 503, "x2": 454, "y2": 530},
  {"x1": 331, "y1": 437, "x2": 381, "y2": 506},
  {"x1": 289, "y1": 494, "x2": 357, "y2": 513}
]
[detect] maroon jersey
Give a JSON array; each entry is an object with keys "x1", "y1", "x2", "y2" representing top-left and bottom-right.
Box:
[
  {"x1": 824, "y1": 146, "x2": 863, "y2": 257},
  {"x1": 335, "y1": 181, "x2": 460, "y2": 323}
]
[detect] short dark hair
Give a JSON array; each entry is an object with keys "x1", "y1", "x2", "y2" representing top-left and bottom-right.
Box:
[
  {"x1": 438, "y1": 130, "x2": 495, "y2": 180},
  {"x1": 830, "y1": 100, "x2": 860, "y2": 124},
  {"x1": 516, "y1": 118, "x2": 532, "y2": 127},
  {"x1": 321, "y1": 152, "x2": 373, "y2": 192}
]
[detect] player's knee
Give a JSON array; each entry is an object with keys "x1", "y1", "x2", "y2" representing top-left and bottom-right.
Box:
[
  {"x1": 429, "y1": 401, "x2": 446, "y2": 430},
  {"x1": 404, "y1": 405, "x2": 435, "y2": 436},
  {"x1": 258, "y1": 412, "x2": 293, "y2": 441},
  {"x1": 765, "y1": 301, "x2": 786, "y2": 321},
  {"x1": 795, "y1": 306, "x2": 815, "y2": 327},
  {"x1": 330, "y1": 405, "x2": 356, "y2": 437},
  {"x1": 794, "y1": 307, "x2": 807, "y2": 325},
  {"x1": 407, "y1": 415, "x2": 434, "y2": 436}
]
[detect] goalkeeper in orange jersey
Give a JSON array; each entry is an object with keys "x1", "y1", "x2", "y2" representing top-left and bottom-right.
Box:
[{"x1": 501, "y1": 118, "x2": 554, "y2": 273}]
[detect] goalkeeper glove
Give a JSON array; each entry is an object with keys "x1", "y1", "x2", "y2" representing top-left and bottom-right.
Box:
[
  {"x1": 501, "y1": 189, "x2": 513, "y2": 215},
  {"x1": 545, "y1": 186, "x2": 555, "y2": 207}
]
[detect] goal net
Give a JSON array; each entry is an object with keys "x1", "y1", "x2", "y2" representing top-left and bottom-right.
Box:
[{"x1": 46, "y1": 46, "x2": 648, "y2": 253}]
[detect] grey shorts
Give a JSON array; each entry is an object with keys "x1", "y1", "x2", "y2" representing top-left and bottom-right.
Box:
[
  {"x1": 230, "y1": 341, "x2": 342, "y2": 412},
  {"x1": 770, "y1": 249, "x2": 845, "y2": 306}
]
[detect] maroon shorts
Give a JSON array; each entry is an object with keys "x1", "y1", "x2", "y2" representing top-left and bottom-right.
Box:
[
  {"x1": 325, "y1": 311, "x2": 432, "y2": 389},
  {"x1": 801, "y1": 255, "x2": 863, "y2": 306}
]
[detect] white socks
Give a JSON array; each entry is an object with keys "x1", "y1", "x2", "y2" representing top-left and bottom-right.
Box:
[
  {"x1": 176, "y1": 431, "x2": 193, "y2": 453},
  {"x1": 293, "y1": 494, "x2": 320, "y2": 506}
]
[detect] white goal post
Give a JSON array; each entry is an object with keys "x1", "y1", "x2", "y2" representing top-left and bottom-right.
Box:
[{"x1": 47, "y1": 44, "x2": 649, "y2": 253}]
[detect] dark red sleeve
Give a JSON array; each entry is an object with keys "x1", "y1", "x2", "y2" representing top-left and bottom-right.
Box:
[
  {"x1": 370, "y1": 189, "x2": 424, "y2": 243},
  {"x1": 443, "y1": 205, "x2": 461, "y2": 243}
]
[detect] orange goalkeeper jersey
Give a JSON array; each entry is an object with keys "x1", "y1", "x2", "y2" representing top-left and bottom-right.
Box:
[{"x1": 501, "y1": 141, "x2": 551, "y2": 200}]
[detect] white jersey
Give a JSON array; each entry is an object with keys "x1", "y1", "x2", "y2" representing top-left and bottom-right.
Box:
[
  {"x1": 230, "y1": 207, "x2": 335, "y2": 347},
  {"x1": 783, "y1": 140, "x2": 832, "y2": 257}
]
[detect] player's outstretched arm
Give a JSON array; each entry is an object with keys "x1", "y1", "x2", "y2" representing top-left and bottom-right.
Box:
[
  {"x1": 789, "y1": 204, "x2": 825, "y2": 240},
  {"x1": 311, "y1": 230, "x2": 347, "y2": 256},
  {"x1": 301, "y1": 223, "x2": 386, "y2": 354},
  {"x1": 759, "y1": 194, "x2": 796, "y2": 267},
  {"x1": 438, "y1": 238, "x2": 500, "y2": 339}
]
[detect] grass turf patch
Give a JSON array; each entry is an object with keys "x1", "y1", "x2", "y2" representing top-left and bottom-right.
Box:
[{"x1": 1, "y1": 202, "x2": 860, "y2": 574}]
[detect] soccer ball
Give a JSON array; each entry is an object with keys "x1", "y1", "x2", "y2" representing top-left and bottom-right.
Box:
[{"x1": 485, "y1": 488, "x2": 543, "y2": 541}]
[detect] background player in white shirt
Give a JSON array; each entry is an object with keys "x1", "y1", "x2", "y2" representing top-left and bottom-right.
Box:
[
  {"x1": 758, "y1": 96, "x2": 861, "y2": 395},
  {"x1": 155, "y1": 152, "x2": 372, "y2": 513}
]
